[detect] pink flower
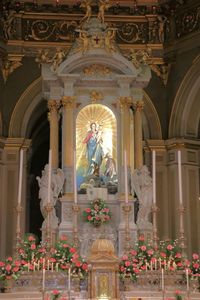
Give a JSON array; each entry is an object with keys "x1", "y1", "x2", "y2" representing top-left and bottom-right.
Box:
[
  {"x1": 62, "y1": 244, "x2": 69, "y2": 248},
  {"x1": 31, "y1": 244, "x2": 36, "y2": 250},
  {"x1": 60, "y1": 235, "x2": 67, "y2": 241},
  {"x1": 193, "y1": 263, "x2": 199, "y2": 269},
  {"x1": 160, "y1": 252, "x2": 166, "y2": 258},
  {"x1": 130, "y1": 250, "x2": 137, "y2": 256},
  {"x1": 192, "y1": 253, "x2": 199, "y2": 260},
  {"x1": 134, "y1": 268, "x2": 140, "y2": 273},
  {"x1": 0, "y1": 261, "x2": 5, "y2": 267},
  {"x1": 6, "y1": 257, "x2": 13, "y2": 262},
  {"x1": 125, "y1": 261, "x2": 131, "y2": 267},
  {"x1": 167, "y1": 244, "x2": 173, "y2": 250},
  {"x1": 85, "y1": 208, "x2": 91, "y2": 213},
  {"x1": 120, "y1": 266, "x2": 125, "y2": 272},
  {"x1": 28, "y1": 235, "x2": 35, "y2": 241},
  {"x1": 140, "y1": 245, "x2": 146, "y2": 251},
  {"x1": 13, "y1": 267, "x2": 19, "y2": 272},
  {"x1": 122, "y1": 255, "x2": 128, "y2": 261},
  {"x1": 5, "y1": 264, "x2": 12, "y2": 272},
  {"x1": 147, "y1": 249, "x2": 154, "y2": 256},
  {"x1": 87, "y1": 215, "x2": 92, "y2": 220},
  {"x1": 82, "y1": 263, "x2": 88, "y2": 270},
  {"x1": 70, "y1": 248, "x2": 76, "y2": 253},
  {"x1": 14, "y1": 260, "x2": 21, "y2": 267},
  {"x1": 175, "y1": 252, "x2": 182, "y2": 258},
  {"x1": 52, "y1": 289, "x2": 60, "y2": 295},
  {"x1": 139, "y1": 235, "x2": 145, "y2": 241}
]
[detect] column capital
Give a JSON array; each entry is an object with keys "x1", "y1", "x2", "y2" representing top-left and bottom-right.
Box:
[
  {"x1": 61, "y1": 96, "x2": 76, "y2": 109},
  {"x1": 133, "y1": 100, "x2": 144, "y2": 112},
  {"x1": 47, "y1": 100, "x2": 60, "y2": 112},
  {"x1": 118, "y1": 96, "x2": 133, "y2": 109}
]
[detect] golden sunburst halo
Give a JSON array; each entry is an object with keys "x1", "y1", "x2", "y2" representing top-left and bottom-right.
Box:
[{"x1": 76, "y1": 104, "x2": 117, "y2": 183}]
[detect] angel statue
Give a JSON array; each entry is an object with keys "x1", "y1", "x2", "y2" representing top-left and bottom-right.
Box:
[
  {"x1": 36, "y1": 165, "x2": 65, "y2": 231},
  {"x1": 97, "y1": 0, "x2": 111, "y2": 24},
  {"x1": 131, "y1": 165, "x2": 153, "y2": 228},
  {"x1": 80, "y1": 0, "x2": 92, "y2": 24}
]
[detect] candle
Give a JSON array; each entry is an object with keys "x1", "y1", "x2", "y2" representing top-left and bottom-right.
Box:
[
  {"x1": 17, "y1": 149, "x2": 24, "y2": 205},
  {"x1": 152, "y1": 150, "x2": 156, "y2": 204},
  {"x1": 42, "y1": 268, "x2": 45, "y2": 291},
  {"x1": 124, "y1": 151, "x2": 128, "y2": 203},
  {"x1": 51, "y1": 262, "x2": 54, "y2": 272},
  {"x1": 161, "y1": 268, "x2": 164, "y2": 291},
  {"x1": 56, "y1": 263, "x2": 58, "y2": 272},
  {"x1": 186, "y1": 268, "x2": 189, "y2": 291},
  {"x1": 74, "y1": 150, "x2": 77, "y2": 204},
  {"x1": 47, "y1": 259, "x2": 50, "y2": 271},
  {"x1": 68, "y1": 267, "x2": 71, "y2": 292},
  {"x1": 177, "y1": 150, "x2": 183, "y2": 205},
  {"x1": 47, "y1": 149, "x2": 52, "y2": 203}
]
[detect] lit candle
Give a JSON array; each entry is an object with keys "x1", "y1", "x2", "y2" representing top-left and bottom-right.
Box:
[
  {"x1": 74, "y1": 150, "x2": 77, "y2": 204},
  {"x1": 42, "y1": 268, "x2": 45, "y2": 291},
  {"x1": 152, "y1": 150, "x2": 156, "y2": 204},
  {"x1": 177, "y1": 150, "x2": 183, "y2": 205},
  {"x1": 47, "y1": 149, "x2": 52, "y2": 203},
  {"x1": 17, "y1": 149, "x2": 24, "y2": 205},
  {"x1": 186, "y1": 268, "x2": 189, "y2": 291},
  {"x1": 161, "y1": 268, "x2": 164, "y2": 291},
  {"x1": 124, "y1": 151, "x2": 128, "y2": 203}
]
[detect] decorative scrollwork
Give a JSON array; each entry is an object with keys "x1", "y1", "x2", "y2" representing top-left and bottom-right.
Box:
[
  {"x1": 116, "y1": 23, "x2": 147, "y2": 44},
  {"x1": 23, "y1": 19, "x2": 78, "y2": 42},
  {"x1": 176, "y1": 8, "x2": 200, "y2": 39}
]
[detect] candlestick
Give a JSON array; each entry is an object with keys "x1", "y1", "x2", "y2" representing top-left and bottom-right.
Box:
[
  {"x1": 68, "y1": 267, "x2": 71, "y2": 294},
  {"x1": 152, "y1": 150, "x2": 156, "y2": 204},
  {"x1": 161, "y1": 268, "x2": 164, "y2": 291},
  {"x1": 17, "y1": 149, "x2": 24, "y2": 205},
  {"x1": 74, "y1": 150, "x2": 77, "y2": 204},
  {"x1": 186, "y1": 268, "x2": 189, "y2": 292},
  {"x1": 47, "y1": 149, "x2": 52, "y2": 203},
  {"x1": 42, "y1": 268, "x2": 45, "y2": 291},
  {"x1": 124, "y1": 151, "x2": 128, "y2": 203},
  {"x1": 177, "y1": 150, "x2": 183, "y2": 205}
]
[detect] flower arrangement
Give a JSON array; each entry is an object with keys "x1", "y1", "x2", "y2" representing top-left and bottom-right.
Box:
[
  {"x1": 0, "y1": 256, "x2": 21, "y2": 284},
  {"x1": 45, "y1": 289, "x2": 68, "y2": 300},
  {"x1": 18, "y1": 233, "x2": 38, "y2": 263},
  {"x1": 119, "y1": 235, "x2": 155, "y2": 282},
  {"x1": 50, "y1": 235, "x2": 88, "y2": 278},
  {"x1": 158, "y1": 239, "x2": 186, "y2": 271},
  {"x1": 82, "y1": 198, "x2": 111, "y2": 227}
]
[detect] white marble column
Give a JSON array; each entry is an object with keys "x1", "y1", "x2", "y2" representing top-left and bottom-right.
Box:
[{"x1": 48, "y1": 100, "x2": 60, "y2": 169}]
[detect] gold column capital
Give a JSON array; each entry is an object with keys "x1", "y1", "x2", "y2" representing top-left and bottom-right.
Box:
[
  {"x1": 118, "y1": 96, "x2": 133, "y2": 109},
  {"x1": 48, "y1": 99, "x2": 60, "y2": 112},
  {"x1": 133, "y1": 100, "x2": 144, "y2": 112},
  {"x1": 61, "y1": 96, "x2": 76, "y2": 108}
]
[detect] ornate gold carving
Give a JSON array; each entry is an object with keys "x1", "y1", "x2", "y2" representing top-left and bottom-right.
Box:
[
  {"x1": 133, "y1": 100, "x2": 144, "y2": 112},
  {"x1": 104, "y1": 28, "x2": 117, "y2": 53},
  {"x1": 76, "y1": 30, "x2": 90, "y2": 53},
  {"x1": 35, "y1": 49, "x2": 51, "y2": 66},
  {"x1": 119, "y1": 96, "x2": 133, "y2": 108},
  {"x1": 48, "y1": 100, "x2": 60, "y2": 112},
  {"x1": 50, "y1": 48, "x2": 66, "y2": 71},
  {"x1": 83, "y1": 64, "x2": 111, "y2": 76},
  {"x1": 149, "y1": 63, "x2": 171, "y2": 86},
  {"x1": 62, "y1": 96, "x2": 75, "y2": 108},
  {"x1": 129, "y1": 48, "x2": 152, "y2": 68},
  {"x1": 1, "y1": 54, "x2": 24, "y2": 83},
  {"x1": 90, "y1": 91, "x2": 103, "y2": 103}
]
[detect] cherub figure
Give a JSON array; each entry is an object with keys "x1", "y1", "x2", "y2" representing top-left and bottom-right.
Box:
[
  {"x1": 80, "y1": 0, "x2": 92, "y2": 24},
  {"x1": 1, "y1": 59, "x2": 22, "y2": 83},
  {"x1": 157, "y1": 15, "x2": 167, "y2": 43},
  {"x1": 35, "y1": 49, "x2": 50, "y2": 67},
  {"x1": 51, "y1": 48, "x2": 66, "y2": 71},
  {"x1": 97, "y1": 0, "x2": 111, "y2": 24},
  {"x1": 76, "y1": 30, "x2": 90, "y2": 54},
  {"x1": 104, "y1": 29, "x2": 116, "y2": 52}
]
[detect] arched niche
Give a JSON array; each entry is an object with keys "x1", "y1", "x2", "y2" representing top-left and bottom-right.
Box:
[
  {"x1": 76, "y1": 103, "x2": 117, "y2": 189},
  {"x1": 9, "y1": 77, "x2": 44, "y2": 138},
  {"x1": 169, "y1": 55, "x2": 200, "y2": 138}
]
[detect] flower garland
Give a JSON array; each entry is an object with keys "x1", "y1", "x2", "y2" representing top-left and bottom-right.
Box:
[{"x1": 82, "y1": 198, "x2": 111, "y2": 227}]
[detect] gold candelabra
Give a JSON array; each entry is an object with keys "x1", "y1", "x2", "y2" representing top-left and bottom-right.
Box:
[
  {"x1": 45, "y1": 203, "x2": 54, "y2": 249},
  {"x1": 72, "y1": 204, "x2": 80, "y2": 248},
  {"x1": 178, "y1": 204, "x2": 186, "y2": 254},
  {"x1": 123, "y1": 203, "x2": 132, "y2": 252},
  {"x1": 152, "y1": 203, "x2": 159, "y2": 249},
  {"x1": 15, "y1": 203, "x2": 23, "y2": 251}
]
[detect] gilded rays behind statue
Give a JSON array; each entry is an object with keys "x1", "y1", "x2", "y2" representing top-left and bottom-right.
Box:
[{"x1": 76, "y1": 104, "x2": 117, "y2": 190}]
